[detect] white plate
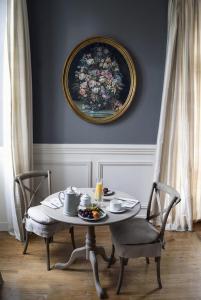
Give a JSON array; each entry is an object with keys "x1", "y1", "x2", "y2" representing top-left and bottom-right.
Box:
[{"x1": 106, "y1": 207, "x2": 127, "y2": 214}]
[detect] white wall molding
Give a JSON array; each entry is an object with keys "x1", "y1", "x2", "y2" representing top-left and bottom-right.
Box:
[
  {"x1": 35, "y1": 160, "x2": 92, "y2": 188},
  {"x1": 97, "y1": 161, "x2": 153, "y2": 179},
  {"x1": 34, "y1": 144, "x2": 156, "y2": 156},
  {"x1": 34, "y1": 144, "x2": 156, "y2": 218},
  {"x1": 34, "y1": 159, "x2": 92, "y2": 191}
]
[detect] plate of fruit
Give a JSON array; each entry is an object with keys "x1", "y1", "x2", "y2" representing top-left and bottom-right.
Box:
[
  {"x1": 78, "y1": 206, "x2": 107, "y2": 221},
  {"x1": 103, "y1": 187, "x2": 115, "y2": 196}
]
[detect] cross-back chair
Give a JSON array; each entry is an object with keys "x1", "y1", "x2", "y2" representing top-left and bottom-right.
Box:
[
  {"x1": 109, "y1": 182, "x2": 181, "y2": 294},
  {"x1": 15, "y1": 170, "x2": 75, "y2": 270}
]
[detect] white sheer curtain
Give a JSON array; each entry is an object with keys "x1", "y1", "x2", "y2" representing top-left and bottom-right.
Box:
[
  {"x1": 3, "y1": 0, "x2": 33, "y2": 240},
  {"x1": 154, "y1": 0, "x2": 201, "y2": 231}
]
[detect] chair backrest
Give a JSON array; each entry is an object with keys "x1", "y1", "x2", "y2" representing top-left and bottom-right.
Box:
[
  {"x1": 146, "y1": 182, "x2": 181, "y2": 244},
  {"x1": 14, "y1": 170, "x2": 52, "y2": 217}
]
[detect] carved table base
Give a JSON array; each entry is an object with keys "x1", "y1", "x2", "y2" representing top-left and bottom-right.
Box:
[{"x1": 54, "y1": 226, "x2": 112, "y2": 299}]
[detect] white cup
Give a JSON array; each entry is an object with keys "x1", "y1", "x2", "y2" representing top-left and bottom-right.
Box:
[{"x1": 110, "y1": 199, "x2": 122, "y2": 211}]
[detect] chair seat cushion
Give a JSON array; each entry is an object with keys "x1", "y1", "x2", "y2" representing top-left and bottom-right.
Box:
[
  {"x1": 28, "y1": 205, "x2": 56, "y2": 224},
  {"x1": 25, "y1": 217, "x2": 69, "y2": 238},
  {"x1": 110, "y1": 218, "x2": 160, "y2": 245}
]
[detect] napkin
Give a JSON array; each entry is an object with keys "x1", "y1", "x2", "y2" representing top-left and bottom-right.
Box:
[
  {"x1": 41, "y1": 197, "x2": 63, "y2": 209},
  {"x1": 114, "y1": 197, "x2": 139, "y2": 209}
]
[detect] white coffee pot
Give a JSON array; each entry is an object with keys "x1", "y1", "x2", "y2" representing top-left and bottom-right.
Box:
[{"x1": 59, "y1": 186, "x2": 80, "y2": 216}]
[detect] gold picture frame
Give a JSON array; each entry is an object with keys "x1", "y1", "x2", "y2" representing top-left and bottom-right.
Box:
[{"x1": 63, "y1": 36, "x2": 136, "y2": 124}]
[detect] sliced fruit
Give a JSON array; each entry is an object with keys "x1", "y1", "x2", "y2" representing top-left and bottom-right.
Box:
[{"x1": 92, "y1": 211, "x2": 100, "y2": 219}]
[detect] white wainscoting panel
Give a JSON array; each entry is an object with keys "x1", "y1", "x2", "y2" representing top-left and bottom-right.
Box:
[
  {"x1": 34, "y1": 144, "x2": 156, "y2": 218},
  {"x1": 97, "y1": 161, "x2": 153, "y2": 215},
  {"x1": 34, "y1": 161, "x2": 92, "y2": 192}
]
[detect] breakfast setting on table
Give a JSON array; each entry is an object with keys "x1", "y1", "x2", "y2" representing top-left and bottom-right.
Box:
[{"x1": 40, "y1": 179, "x2": 140, "y2": 221}]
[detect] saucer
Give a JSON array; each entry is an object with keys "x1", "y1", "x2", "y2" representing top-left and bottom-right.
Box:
[{"x1": 106, "y1": 207, "x2": 127, "y2": 214}]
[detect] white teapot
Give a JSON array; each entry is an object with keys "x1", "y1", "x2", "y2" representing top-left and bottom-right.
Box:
[{"x1": 59, "y1": 186, "x2": 80, "y2": 216}]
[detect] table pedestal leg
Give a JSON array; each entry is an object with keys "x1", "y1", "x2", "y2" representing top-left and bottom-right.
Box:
[
  {"x1": 54, "y1": 226, "x2": 107, "y2": 298},
  {"x1": 55, "y1": 246, "x2": 86, "y2": 269},
  {"x1": 89, "y1": 250, "x2": 106, "y2": 299}
]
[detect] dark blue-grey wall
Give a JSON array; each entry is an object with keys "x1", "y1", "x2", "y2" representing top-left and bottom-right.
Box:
[{"x1": 27, "y1": 0, "x2": 168, "y2": 144}]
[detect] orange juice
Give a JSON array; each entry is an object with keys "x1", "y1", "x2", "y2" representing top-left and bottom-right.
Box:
[{"x1": 95, "y1": 180, "x2": 103, "y2": 201}]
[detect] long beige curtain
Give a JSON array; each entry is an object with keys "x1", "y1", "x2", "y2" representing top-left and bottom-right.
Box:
[
  {"x1": 3, "y1": 0, "x2": 33, "y2": 240},
  {"x1": 154, "y1": 0, "x2": 201, "y2": 231}
]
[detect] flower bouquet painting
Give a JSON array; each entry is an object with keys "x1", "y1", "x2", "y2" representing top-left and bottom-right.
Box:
[{"x1": 63, "y1": 37, "x2": 136, "y2": 124}]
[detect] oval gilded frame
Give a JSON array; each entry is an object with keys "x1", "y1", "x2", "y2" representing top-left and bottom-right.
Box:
[{"x1": 63, "y1": 36, "x2": 136, "y2": 124}]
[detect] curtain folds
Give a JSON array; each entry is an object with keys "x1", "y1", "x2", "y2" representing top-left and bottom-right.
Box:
[
  {"x1": 3, "y1": 0, "x2": 33, "y2": 240},
  {"x1": 154, "y1": 0, "x2": 201, "y2": 231}
]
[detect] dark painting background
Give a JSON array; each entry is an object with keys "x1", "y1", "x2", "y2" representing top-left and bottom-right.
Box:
[{"x1": 68, "y1": 41, "x2": 131, "y2": 110}]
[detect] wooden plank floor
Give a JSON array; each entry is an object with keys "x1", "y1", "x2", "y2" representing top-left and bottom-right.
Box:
[{"x1": 1, "y1": 224, "x2": 201, "y2": 300}]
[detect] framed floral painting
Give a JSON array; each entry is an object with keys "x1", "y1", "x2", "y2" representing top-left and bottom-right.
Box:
[{"x1": 63, "y1": 36, "x2": 136, "y2": 124}]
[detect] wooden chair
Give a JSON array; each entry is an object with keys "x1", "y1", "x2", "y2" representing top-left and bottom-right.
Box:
[
  {"x1": 15, "y1": 170, "x2": 76, "y2": 271},
  {"x1": 109, "y1": 182, "x2": 181, "y2": 294}
]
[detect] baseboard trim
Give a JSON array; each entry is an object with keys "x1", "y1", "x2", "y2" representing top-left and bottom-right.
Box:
[{"x1": 0, "y1": 222, "x2": 8, "y2": 231}]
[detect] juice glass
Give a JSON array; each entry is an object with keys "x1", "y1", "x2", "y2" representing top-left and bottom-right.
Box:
[{"x1": 95, "y1": 178, "x2": 103, "y2": 207}]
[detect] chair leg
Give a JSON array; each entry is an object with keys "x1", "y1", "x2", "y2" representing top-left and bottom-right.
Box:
[
  {"x1": 44, "y1": 237, "x2": 51, "y2": 271},
  {"x1": 69, "y1": 226, "x2": 76, "y2": 249},
  {"x1": 49, "y1": 236, "x2": 54, "y2": 243},
  {"x1": 116, "y1": 257, "x2": 127, "y2": 294},
  {"x1": 155, "y1": 256, "x2": 162, "y2": 289},
  {"x1": 23, "y1": 230, "x2": 30, "y2": 254},
  {"x1": 146, "y1": 257, "x2": 150, "y2": 264},
  {"x1": 108, "y1": 244, "x2": 115, "y2": 268}
]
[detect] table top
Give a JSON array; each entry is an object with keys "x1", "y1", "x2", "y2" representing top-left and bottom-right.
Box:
[{"x1": 41, "y1": 188, "x2": 141, "y2": 227}]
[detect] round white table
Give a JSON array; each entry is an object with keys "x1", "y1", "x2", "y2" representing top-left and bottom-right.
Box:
[{"x1": 41, "y1": 188, "x2": 141, "y2": 298}]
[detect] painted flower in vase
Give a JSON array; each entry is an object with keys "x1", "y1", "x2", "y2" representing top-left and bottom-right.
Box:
[{"x1": 73, "y1": 46, "x2": 124, "y2": 113}]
